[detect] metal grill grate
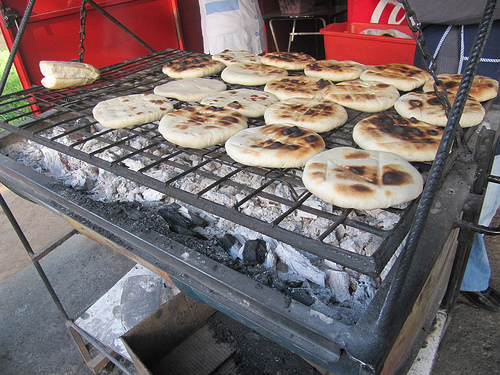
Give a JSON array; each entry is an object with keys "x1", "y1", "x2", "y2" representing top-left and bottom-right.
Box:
[{"x1": 0, "y1": 49, "x2": 429, "y2": 277}]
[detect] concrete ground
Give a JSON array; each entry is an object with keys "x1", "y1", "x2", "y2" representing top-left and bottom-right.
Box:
[{"x1": 1, "y1": 181, "x2": 499, "y2": 375}]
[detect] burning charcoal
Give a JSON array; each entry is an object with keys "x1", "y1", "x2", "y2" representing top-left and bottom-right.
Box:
[
  {"x1": 171, "y1": 224, "x2": 207, "y2": 240},
  {"x1": 242, "y1": 239, "x2": 267, "y2": 265},
  {"x1": 289, "y1": 288, "x2": 315, "y2": 306},
  {"x1": 219, "y1": 234, "x2": 239, "y2": 252},
  {"x1": 158, "y1": 205, "x2": 192, "y2": 229},
  {"x1": 253, "y1": 272, "x2": 272, "y2": 286},
  {"x1": 126, "y1": 210, "x2": 143, "y2": 221},
  {"x1": 158, "y1": 204, "x2": 207, "y2": 240},
  {"x1": 287, "y1": 280, "x2": 303, "y2": 288},
  {"x1": 108, "y1": 206, "x2": 124, "y2": 217},
  {"x1": 270, "y1": 274, "x2": 287, "y2": 291},
  {"x1": 158, "y1": 203, "x2": 208, "y2": 229},
  {"x1": 186, "y1": 209, "x2": 208, "y2": 228}
]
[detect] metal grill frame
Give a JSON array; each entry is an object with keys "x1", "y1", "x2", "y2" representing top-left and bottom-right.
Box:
[
  {"x1": 0, "y1": 43, "x2": 496, "y2": 373},
  {"x1": 0, "y1": 49, "x2": 429, "y2": 278}
]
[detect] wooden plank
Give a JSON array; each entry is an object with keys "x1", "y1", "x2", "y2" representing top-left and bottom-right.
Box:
[{"x1": 150, "y1": 324, "x2": 235, "y2": 375}]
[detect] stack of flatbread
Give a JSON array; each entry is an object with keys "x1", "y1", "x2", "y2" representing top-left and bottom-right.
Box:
[{"x1": 40, "y1": 60, "x2": 100, "y2": 89}]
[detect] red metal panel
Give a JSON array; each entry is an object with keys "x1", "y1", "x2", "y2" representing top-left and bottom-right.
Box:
[
  {"x1": 348, "y1": 0, "x2": 408, "y2": 25},
  {"x1": 0, "y1": 0, "x2": 180, "y2": 89}
]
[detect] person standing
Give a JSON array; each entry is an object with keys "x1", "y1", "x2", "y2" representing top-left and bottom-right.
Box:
[
  {"x1": 410, "y1": 0, "x2": 500, "y2": 311},
  {"x1": 198, "y1": 0, "x2": 266, "y2": 55}
]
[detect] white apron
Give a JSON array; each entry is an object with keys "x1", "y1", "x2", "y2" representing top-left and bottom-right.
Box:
[{"x1": 199, "y1": 0, "x2": 266, "y2": 55}]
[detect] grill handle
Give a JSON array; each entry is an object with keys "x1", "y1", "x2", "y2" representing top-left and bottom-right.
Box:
[
  {"x1": 457, "y1": 173, "x2": 500, "y2": 235},
  {"x1": 457, "y1": 220, "x2": 500, "y2": 235}
]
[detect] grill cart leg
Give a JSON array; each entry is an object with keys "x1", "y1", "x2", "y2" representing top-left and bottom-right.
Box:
[{"x1": 0, "y1": 191, "x2": 134, "y2": 374}]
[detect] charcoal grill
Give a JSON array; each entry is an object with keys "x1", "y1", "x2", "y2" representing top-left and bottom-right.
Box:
[{"x1": 1, "y1": 2, "x2": 499, "y2": 373}]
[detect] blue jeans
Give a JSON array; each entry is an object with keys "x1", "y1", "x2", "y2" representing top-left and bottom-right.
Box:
[{"x1": 461, "y1": 153, "x2": 500, "y2": 292}]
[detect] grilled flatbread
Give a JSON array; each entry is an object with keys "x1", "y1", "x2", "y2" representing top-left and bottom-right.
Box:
[
  {"x1": 422, "y1": 74, "x2": 499, "y2": 102},
  {"x1": 93, "y1": 94, "x2": 173, "y2": 129},
  {"x1": 162, "y1": 56, "x2": 225, "y2": 78},
  {"x1": 304, "y1": 60, "x2": 366, "y2": 81},
  {"x1": 264, "y1": 76, "x2": 332, "y2": 100},
  {"x1": 302, "y1": 147, "x2": 424, "y2": 210},
  {"x1": 158, "y1": 105, "x2": 247, "y2": 148},
  {"x1": 353, "y1": 114, "x2": 444, "y2": 161},
  {"x1": 40, "y1": 60, "x2": 100, "y2": 89},
  {"x1": 394, "y1": 91, "x2": 485, "y2": 127},
  {"x1": 261, "y1": 52, "x2": 316, "y2": 70},
  {"x1": 212, "y1": 49, "x2": 262, "y2": 65},
  {"x1": 200, "y1": 89, "x2": 278, "y2": 117},
  {"x1": 323, "y1": 79, "x2": 400, "y2": 112},
  {"x1": 264, "y1": 98, "x2": 348, "y2": 133},
  {"x1": 221, "y1": 63, "x2": 288, "y2": 86},
  {"x1": 154, "y1": 78, "x2": 227, "y2": 102},
  {"x1": 360, "y1": 63, "x2": 431, "y2": 91},
  {"x1": 225, "y1": 124, "x2": 325, "y2": 168}
]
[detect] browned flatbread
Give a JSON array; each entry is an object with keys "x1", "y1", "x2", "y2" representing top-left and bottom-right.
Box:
[
  {"x1": 162, "y1": 56, "x2": 225, "y2": 78},
  {"x1": 212, "y1": 49, "x2": 261, "y2": 65},
  {"x1": 302, "y1": 147, "x2": 424, "y2": 210},
  {"x1": 261, "y1": 52, "x2": 316, "y2": 70},
  {"x1": 158, "y1": 105, "x2": 247, "y2": 148},
  {"x1": 304, "y1": 60, "x2": 366, "y2": 81},
  {"x1": 360, "y1": 63, "x2": 432, "y2": 91},
  {"x1": 221, "y1": 63, "x2": 288, "y2": 86},
  {"x1": 323, "y1": 79, "x2": 400, "y2": 112},
  {"x1": 422, "y1": 74, "x2": 499, "y2": 102},
  {"x1": 353, "y1": 114, "x2": 444, "y2": 161},
  {"x1": 264, "y1": 76, "x2": 332, "y2": 100},
  {"x1": 225, "y1": 124, "x2": 325, "y2": 168},
  {"x1": 264, "y1": 98, "x2": 347, "y2": 133},
  {"x1": 200, "y1": 89, "x2": 278, "y2": 117},
  {"x1": 394, "y1": 91, "x2": 485, "y2": 127}
]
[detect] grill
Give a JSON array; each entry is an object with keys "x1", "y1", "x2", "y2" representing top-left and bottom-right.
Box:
[
  {"x1": 0, "y1": 37, "x2": 498, "y2": 375},
  {"x1": 0, "y1": 48, "x2": 423, "y2": 278}
]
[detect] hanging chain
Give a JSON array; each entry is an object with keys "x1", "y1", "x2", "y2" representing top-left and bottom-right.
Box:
[
  {"x1": 78, "y1": 0, "x2": 88, "y2": 62},
  {"x1": 397, "y1": 0, "x2": 452, "y2": 116}
]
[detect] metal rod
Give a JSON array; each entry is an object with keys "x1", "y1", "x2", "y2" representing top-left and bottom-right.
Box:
[
  {"x1": 85, "y1": 0, "x2": 156, "y2": 53},
  {"x1": 0, "y1": 0, "x2": 37, "y2": 95},
  {"x1": 66, "y1": 321, "x2": 136, "y2": 375},
  {"x1": 378, "y1": 0, "x2": 499, "y2": 331},
  {"x1": 0, "y1": 191, "x2": 35, "y2": 256},
  {"x1": 0, "y1": 191, "x2": 70, "y2": 320}
]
